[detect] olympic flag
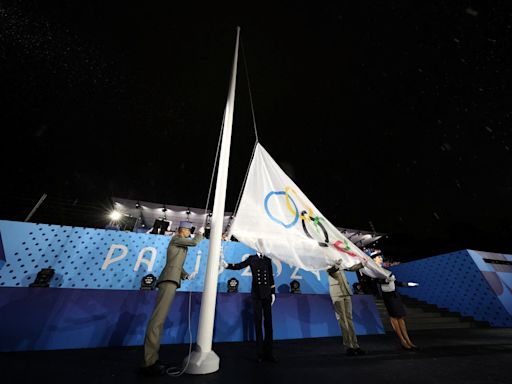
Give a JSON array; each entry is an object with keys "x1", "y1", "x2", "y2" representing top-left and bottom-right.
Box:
[{"x1": 230, "y1": 144, "x2": 390, "y2": 278}]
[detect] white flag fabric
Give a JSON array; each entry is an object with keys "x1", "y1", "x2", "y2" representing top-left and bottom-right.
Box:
[{"x1": 230, "y1": 144, "x2": 390, "y2": 279}]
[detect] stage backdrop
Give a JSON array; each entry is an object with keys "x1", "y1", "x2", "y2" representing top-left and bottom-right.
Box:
[
  {"x1": 390, "y1": 250, "x2": 512, "y2": 327},
  {"x1": 0, "y1": 230, "x2": 5, "y2": 270},
  {"x1": 0, "y1": 287, "x2": 383, "y2": 352},
  {"x1": 0, "y1": 221, "x2": 385, "y2": 352},
  {"x1": 0, "y1": 220, "x2": 359, "y2": 293}
]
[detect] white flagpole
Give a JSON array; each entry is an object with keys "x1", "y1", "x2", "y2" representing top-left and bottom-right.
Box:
[{"x1": 185, "y1": 26, "x2": 240, "y2": 375}]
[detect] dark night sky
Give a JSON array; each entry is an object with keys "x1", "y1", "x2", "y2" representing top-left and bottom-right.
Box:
[{"x1": 1, "y1": 0, "x2": 511, "y2": 261}]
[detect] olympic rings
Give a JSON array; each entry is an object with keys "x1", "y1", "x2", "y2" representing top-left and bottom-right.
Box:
[
  {"x1": 264, "y1": 191, "x2": 299, "y2": 228},
  {"x1": 264, "y1": 188, "x2": 325, "y2": 245},
  {"x1": 264, "y1": 188, "x2": 365, "y2": 261}
]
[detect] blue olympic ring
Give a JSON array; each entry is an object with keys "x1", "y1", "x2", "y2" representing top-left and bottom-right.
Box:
[{"x1": 264, "y1": 191, "x2": 299, "y2": 228}]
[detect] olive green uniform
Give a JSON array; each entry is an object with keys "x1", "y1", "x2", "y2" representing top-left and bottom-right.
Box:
[
  {"x1": 327, "y1": 263, "x2": 363, "y2": 350},
  {"x1": 143, "y1": 233, "x2": 203, "y2": 367}
]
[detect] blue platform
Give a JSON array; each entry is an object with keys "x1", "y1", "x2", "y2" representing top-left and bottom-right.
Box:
[
  {"x1": 0, "y1": 231, "x2": 5, "y2": 270},
  {"x1": 0, "y1": 220, "x2": 383, "y2": 352},
  {"x1": 0, "y1": 287, "x2": 383, "y2": 352},
  {"x1": 390, "y1": 249, "x2": 512, "y2": 327}
]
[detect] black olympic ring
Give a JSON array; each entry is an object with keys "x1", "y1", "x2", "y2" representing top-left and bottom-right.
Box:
[{"x1": 300, "y1": 210, "x2": 329, "y2": 247}]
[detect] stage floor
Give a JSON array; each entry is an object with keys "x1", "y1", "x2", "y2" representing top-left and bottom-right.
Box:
[{"x1": 2, "y1": 328, "x2": 511, "y2": 384}]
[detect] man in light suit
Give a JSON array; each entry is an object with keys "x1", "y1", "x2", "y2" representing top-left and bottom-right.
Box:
[
  {"x1": 141, "y1": 221, "x2": 204, "y2": 376},
  {"x1": 327, "y1": 259, "x2": 367, "y2": 356}
]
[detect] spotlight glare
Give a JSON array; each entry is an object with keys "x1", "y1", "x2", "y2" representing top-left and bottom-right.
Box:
[{"x1": 110, "y1": 210, "x2": 122, "y2": 221}]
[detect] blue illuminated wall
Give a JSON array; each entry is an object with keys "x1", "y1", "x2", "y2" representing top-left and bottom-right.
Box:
[
  {"x1": 390, "y1": 250, "x2": 512, "y2": 327},
  {"x1": 0, "y1": 288, "x2": 383, "y2": 352},
  {"x1": 0, "y1": 221, "x2": 384, "y2": 352},
  {"x1": 0, "y1": 220, "x2": 359, "y2": 293},
  {"x1": 0, "y1": 230, "x2": 5, "y2": 270}
]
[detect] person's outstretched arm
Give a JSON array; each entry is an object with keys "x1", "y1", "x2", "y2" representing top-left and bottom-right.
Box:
[
  {"x1": 226, "y1": 257, "x2": 251, "y2": 270},
  {"x1": 397, "y1": 281, "x2": 419, "y2": 287},
  {"x1": 346, "y1": 262, "x2": 365, "y2": 272},
  {"x1": 171, "y1": 233, "x2": 204, "y2": 247}
]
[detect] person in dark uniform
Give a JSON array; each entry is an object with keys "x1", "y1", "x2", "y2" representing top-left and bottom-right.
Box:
[
  {"x1": 223, "y1": 252, "x2": 277, "y2": 363},
  {"x1": 373, "y1": 256, "x2": 419, "y2": 351},
  {"x1": 357, "y1": 255, "x2": 381, "y2": 296}
]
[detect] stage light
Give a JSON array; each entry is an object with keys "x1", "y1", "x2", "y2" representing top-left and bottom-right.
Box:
[
  {"x1": 290, "y1": 280, "x2": 301, "y2": 294},
  {"x1": 227, "y1": 277, "x2": 239, "y2": 293},
  {"x1": 110, "y1": 210, "x2": 122, "y2": 221},
  {"x1": 140, "y1": 274, "x2": 157, "y2": 290},
  {"x1": 29, "y1": 268, "x2": 55, "y2": 288},
  {"x1": 122, "y1": 216, "x2": 138, "y2": 232},
  {"x1": 151, "y1": 219, "x2": 170, "y2": 235}
]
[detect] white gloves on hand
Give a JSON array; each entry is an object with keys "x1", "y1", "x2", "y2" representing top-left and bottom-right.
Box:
[
  {"x1": 385, "y1": 274, "x2": 396, "y2": 283},
  {"x1": 218, "y1": 259, "x2": 227, "y2": 273},
  {"x1": 197, "y1": 227, "x2": 205, "y2": 235},
  {"x1": 271, "y1": 294, "x2": 276, "y2": 306},
  {"x1": 187, "y1": 271, "x2": 198, "y2": 280}
]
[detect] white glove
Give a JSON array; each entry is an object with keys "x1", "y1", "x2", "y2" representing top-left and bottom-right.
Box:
[
  {"x1": 385, "y1": 274, "x2": 396, "y2": 283},
  {"x1": 197, "y1": 227, "x2": 205, "y2": 235},
  {"x1": 407, "y1": 282, "x2": 419, "y2": 287},
  {"x1": 271, "y1": 294, "x2": 276, "y2": 306},
  {"x1": 187, "y1": 271, "x2": 198, "y2": 280}
]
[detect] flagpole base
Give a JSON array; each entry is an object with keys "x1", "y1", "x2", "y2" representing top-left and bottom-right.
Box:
[{"x1": 183, "y1": 349, "x2": 220, "y2": 375}]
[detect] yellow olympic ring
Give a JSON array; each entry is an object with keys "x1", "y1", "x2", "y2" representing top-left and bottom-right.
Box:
[{"x1": 284, "y1": 186, "x2": 314, "y2": 220}]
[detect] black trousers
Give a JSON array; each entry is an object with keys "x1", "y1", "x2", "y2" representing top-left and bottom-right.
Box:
[{"x1": 252, "y1": 297, "x2": 273, "y2": 356}]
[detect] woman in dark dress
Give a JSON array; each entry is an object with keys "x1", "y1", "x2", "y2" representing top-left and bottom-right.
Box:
[{"x1": 374, "y1": 256, "x2": 419, "y2": 351}]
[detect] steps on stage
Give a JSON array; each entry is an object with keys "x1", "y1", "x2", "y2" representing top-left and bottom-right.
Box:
[{"x1": 374, "y1": 294, "x2": 490, "y2": 331}]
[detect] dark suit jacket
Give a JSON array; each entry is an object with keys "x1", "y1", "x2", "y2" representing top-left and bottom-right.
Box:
[{"x1": 226, "y1": 255, "x2": 275, "y2": 299}]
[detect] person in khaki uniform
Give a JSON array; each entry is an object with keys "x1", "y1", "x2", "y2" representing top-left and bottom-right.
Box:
[
  {"x1": 141, "y1": 221, "x2": 204, "y2": 376},
  {"x1": 327, "y1": 259, "x2": 367, "y2": 356}
]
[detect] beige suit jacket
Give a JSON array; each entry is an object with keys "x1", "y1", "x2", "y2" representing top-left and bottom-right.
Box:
[
  {"x1": 157, "y1": 233, "x2": 204, "y2": 288},
  {"x1": 327, "y1": 263, "x2": 364, "y2": 299}
]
